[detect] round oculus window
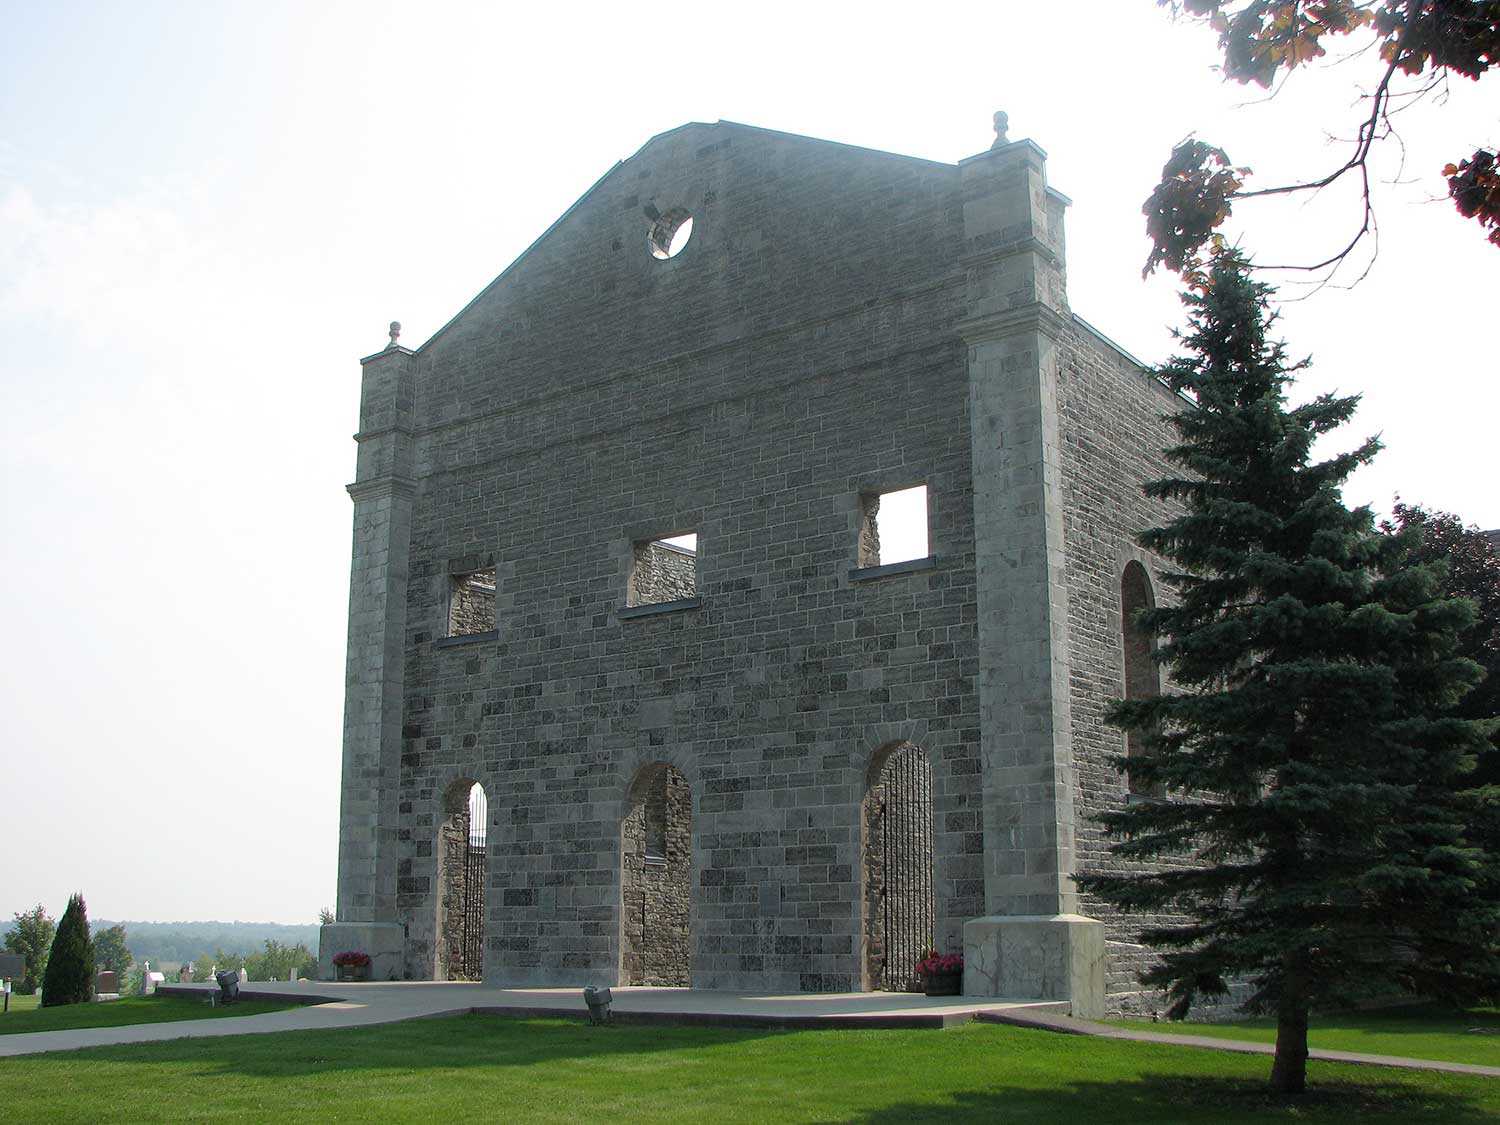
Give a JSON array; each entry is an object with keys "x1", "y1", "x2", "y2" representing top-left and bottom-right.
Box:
[{"x1": 649, "y1": 208, "x2": 693, "y2": 260}]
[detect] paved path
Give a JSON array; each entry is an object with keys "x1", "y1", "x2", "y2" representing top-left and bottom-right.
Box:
[
  {"x1": 979, "y1": 1008, "x2": 1500, "y2": 1078},
  {"x1": 0, "y1": 982, "x2": 1059, "y2": 1058}
]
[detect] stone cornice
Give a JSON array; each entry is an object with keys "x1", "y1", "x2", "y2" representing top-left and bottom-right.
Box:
[
  {"x1": 957, "y1": 137, "x2": 1048, "y2": 168},
  {"x1": 957, "y1": 302, "x2": 1070, "y2": 345},
  {"x1": 359, "y1": 345, "x2": 416, "y2": 366},
  {"x1": 346, "y1": 477, "x2": 417, "y2": 503},
  {"x1": 351, "y1": 426, "x2": 414, "y2": 443}
]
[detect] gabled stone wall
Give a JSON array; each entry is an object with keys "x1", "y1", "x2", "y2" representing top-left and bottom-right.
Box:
[
  {"x1": 385, "y1": 122, "x2": 980, "y2": 991},
  {"x1": 337, "y1": 119, "x2": 1185, "y2": 1006}
]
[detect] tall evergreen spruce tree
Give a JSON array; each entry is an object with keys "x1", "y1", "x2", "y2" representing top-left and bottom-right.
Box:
[
  {"x1": 40, "y1": 893, "x2": 95, "y2": 1007},
  {"x1": 1077, "y1": 253, "x2": 1500, "y2": 1095}
]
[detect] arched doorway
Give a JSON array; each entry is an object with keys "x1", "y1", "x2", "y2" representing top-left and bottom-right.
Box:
[
  {"x1": 620, "y1": 763, "x2": 692, "y2": 987},
  {"x1": 436, "y1": 779, "x2": 488, "y2": 981},
  {"x1": 1121, "y1": 561, "x2": 1161, "y2": 797},
  {"x1": 861, "y1": 743, "x2": 935, "y2": 991}
]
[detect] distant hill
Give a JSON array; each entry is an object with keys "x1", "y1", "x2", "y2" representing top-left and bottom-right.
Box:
[
  {"x1": 3, "y1": 918, "x2": 321, "y2": 968},
  {"x1": 96, "y1": 921, "x2": 322, "y2": 966}
]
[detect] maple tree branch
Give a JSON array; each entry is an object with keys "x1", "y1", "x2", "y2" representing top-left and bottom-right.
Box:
[
  {"x1": 1233, "y1": 51, "x2": 1400, "y2": 203},
  {"x1": 1225, "y1": 0, "x2": 1427, "y2": 278}
]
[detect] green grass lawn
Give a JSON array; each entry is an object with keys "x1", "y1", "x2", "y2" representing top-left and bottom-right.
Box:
[
  {"x1": 1107, "y1": 1003, "x2": 1500, "y2": 1068},
  {"x1": 0, "y1": 992, "x2": 300, "y2": 1036},
  {"x1": 3, "y1": 1015, "x2": 1497, "y2": 1123}
]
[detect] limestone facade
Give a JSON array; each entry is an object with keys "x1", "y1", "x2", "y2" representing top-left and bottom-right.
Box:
[{"x1": 326, "y1": 119, "x2": 1184, "y2": 1011}]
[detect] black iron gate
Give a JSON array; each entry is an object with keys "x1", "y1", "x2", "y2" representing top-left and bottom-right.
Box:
[
  {"x1": 876, "y1": 745, "x2": 934, "y2": 991},
  {"x1": 453, "y1": 790, "x2": 488, "y2": 981},
  {"x1": 456, "y1": 840, "x2": 486, "y2": 980}
]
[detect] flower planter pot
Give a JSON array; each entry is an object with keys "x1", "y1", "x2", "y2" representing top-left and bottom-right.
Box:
[
  {"x1": 922, "y1": 969, "x2": 963, "y2": 997},
  {"x1": 335, "y1": 964, "x2": 370, "y2": 982}
]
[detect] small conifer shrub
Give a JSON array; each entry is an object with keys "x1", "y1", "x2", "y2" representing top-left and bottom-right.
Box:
[{"x1": 40, "y1": 893, "x2": 95, "y2": 1007}]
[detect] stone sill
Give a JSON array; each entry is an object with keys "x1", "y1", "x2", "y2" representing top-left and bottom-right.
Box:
[
  {"x1": 433, "y1": 629, "x2": 499, "y2": 649},
  {"x1": 618, "y1": 598, "x2": 701, "y2": 620},
  {"x1": 849, "y1": 555, "x2": 938, "y2": 582}
]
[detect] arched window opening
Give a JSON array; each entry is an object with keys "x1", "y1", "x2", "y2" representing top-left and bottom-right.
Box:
[
  {"x1": 621, "y1": 763, "x2": 692, "y2": 986},
  {"x1": 437, "y1": 780, "x2": 488, "y2": 980},
  {"x1": 1122, "y1": 561, "x2": 1161, "y2": 797},
  {"x1": 861, "y1": 743, "x2": 934, "y2": 991}
]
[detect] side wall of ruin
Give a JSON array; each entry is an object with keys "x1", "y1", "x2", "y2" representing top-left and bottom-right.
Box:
[{"x1": 1056, "y1": 320, "x2": 1189, "y2": 1014}]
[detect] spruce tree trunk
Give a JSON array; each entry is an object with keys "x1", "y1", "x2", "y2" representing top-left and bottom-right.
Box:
[{"x1": 1270, "y1": 1002, "x2": 1309, "y2": 1094}]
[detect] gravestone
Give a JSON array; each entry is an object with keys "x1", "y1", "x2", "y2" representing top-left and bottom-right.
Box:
[
  {"x1": 95, "y1": 970, "x2": 120, "y2": 1001},
  {"x1": 139, "y1": 961, "x2": 166, "y2": 996}
]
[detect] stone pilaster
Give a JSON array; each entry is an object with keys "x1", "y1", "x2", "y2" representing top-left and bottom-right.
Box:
[
  {"x1": 333, "y1": 342, "x2": 416, "y2": 928},
  {"x1": 958, "y1": 136, "x2": 1101, "y2": 1012}
]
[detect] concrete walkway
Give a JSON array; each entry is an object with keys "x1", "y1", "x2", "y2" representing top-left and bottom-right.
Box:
[
  {"x1": 979, "y1": 1007, "x2": 1500, "y2": 1078},
  {"x1": 0, "y1": 981, "x2": 1061, "y2": 1058}
]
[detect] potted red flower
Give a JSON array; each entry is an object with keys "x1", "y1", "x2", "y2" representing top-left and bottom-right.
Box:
[
  {"x1": 915, "y1": 950, "x2": 963, "y2": 997},
  {"x1": 331, "y1": 951, "x2": 372, "y2": 982}
]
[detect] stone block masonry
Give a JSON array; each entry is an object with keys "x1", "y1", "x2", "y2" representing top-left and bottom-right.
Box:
[{"x1": 326, "y1": 116, "x2": 1187, "y2": 1013}]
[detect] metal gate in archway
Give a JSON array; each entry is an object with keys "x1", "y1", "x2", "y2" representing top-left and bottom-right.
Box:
[
  {"x1": 872, "y1": 744, "x2": 934, "y2": 991},
  {"x1": 456, "y1": 833, "x2": 487, "y2": 980},
  {"x1": 448, "y1": 785, "x2": 488, "y2": 981}
]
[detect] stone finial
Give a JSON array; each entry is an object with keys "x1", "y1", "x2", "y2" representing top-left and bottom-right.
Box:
[
  {"x1": 991, "y1": 111, "x2": 1010, "y2": 149},
  {"x1": 387, "y1": 320, "x2": 401, "y2": 349}
]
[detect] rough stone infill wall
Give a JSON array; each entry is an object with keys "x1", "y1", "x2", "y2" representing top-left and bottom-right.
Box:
[
  {"x1": 438, "y1": 807, "x2": 470, "y2": 979},
  {"x1": 1055, "y1": 320, "x2": 1195, "y2": 1015},
  {"x1": 448, "y1": 570, "x2": 496, "y2": 636},
  {"x1": 861, "y1": 745, "x2": 935, "y2": 990},
  {"x1": 621, "y1": 766, "x2": 692, "y2": 986},
  {"x1": 629, "y1": 542, "x2": 696, "y2": 605},
  {"x1": 857, "y1": 495, "x2": 881, "y2": 568}
]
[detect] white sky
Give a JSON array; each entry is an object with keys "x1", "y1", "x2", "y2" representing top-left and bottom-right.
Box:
[{"x1": 1, "y1": 1, "x2": 1494, "y2": 924}]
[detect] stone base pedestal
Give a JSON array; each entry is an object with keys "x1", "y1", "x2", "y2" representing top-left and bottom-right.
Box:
[
  {"x1": 962, "y1": 913, "x2": 1106, "y2": 1019},
  {"x1": 318, "y1": 922, "x2": 406, "y2": 982}
]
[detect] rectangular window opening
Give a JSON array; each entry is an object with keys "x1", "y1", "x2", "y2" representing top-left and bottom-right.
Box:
[
  {"x1": 447, "y1": 567, "x2": 497, "y2": 637},
  {"x1": 628, "y1": 533, "x2": 697, "y2": 608},
  {"x1": 859, "y1": 484, "x2": 929, "y2": 568}
]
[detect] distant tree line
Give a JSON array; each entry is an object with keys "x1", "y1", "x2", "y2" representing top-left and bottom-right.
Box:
[{"x1": 4, "y1": 911, "x2": 322, "y2": 994}]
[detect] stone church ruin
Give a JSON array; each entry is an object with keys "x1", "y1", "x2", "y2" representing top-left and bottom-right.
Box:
[{"x1": 319, "y1": 115, "x2": 1184, "y2": 1017}]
